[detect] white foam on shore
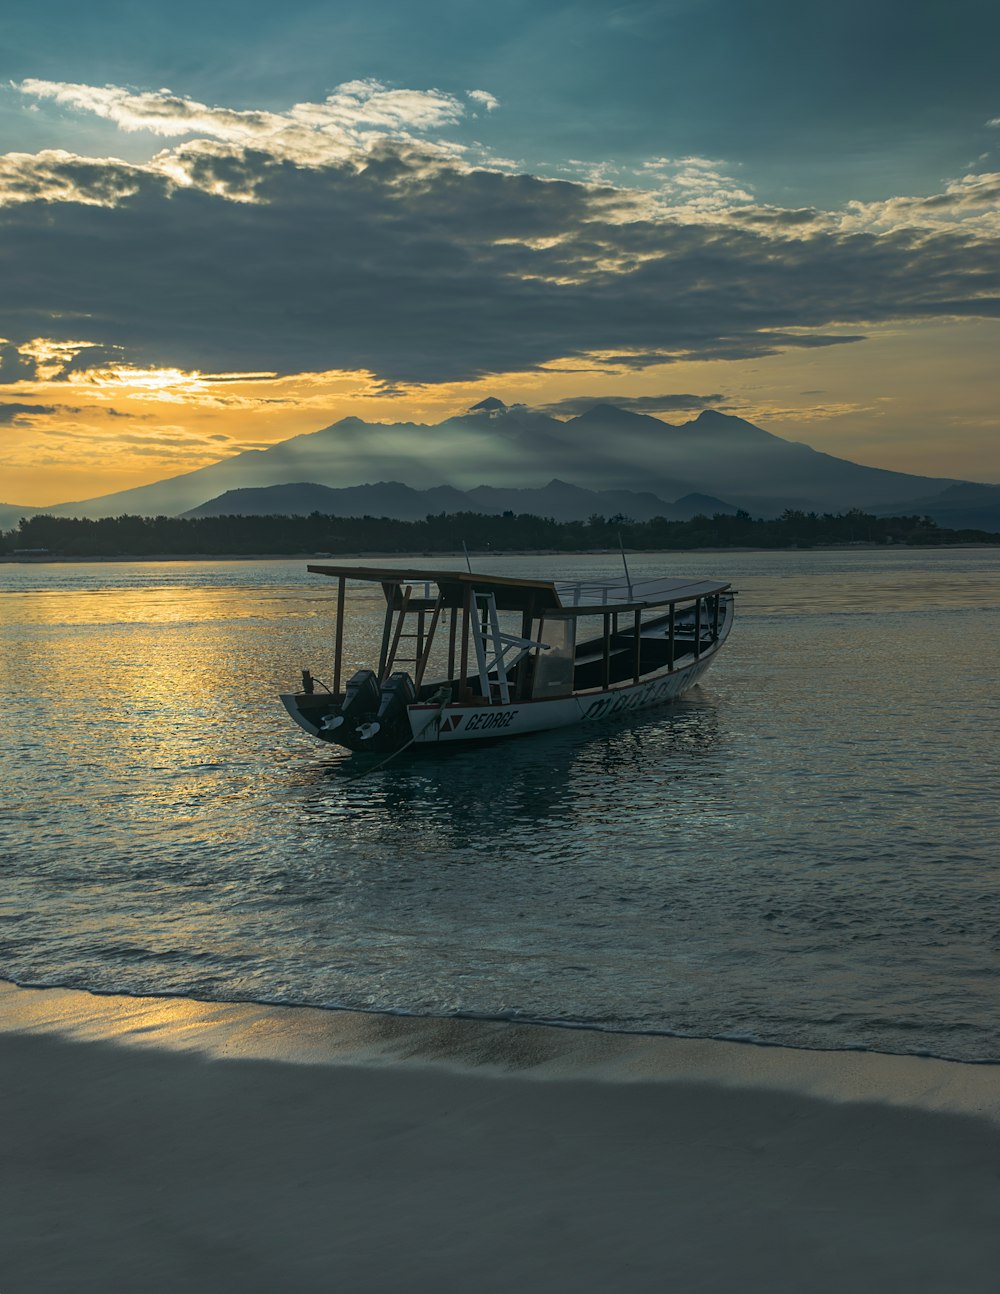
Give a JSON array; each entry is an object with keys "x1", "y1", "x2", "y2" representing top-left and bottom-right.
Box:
[{"x1": 2, "y1": 979, "x2": 997, "y2": 1121}]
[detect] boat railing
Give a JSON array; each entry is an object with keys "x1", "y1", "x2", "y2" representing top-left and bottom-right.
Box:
[{"x1": 556, "y1": 579, "x2": 723, "y2": 608}]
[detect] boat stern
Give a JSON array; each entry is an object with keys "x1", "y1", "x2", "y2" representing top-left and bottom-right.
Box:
[{"x1": 280, "y1": 691, "x2": 336, "y2": 738}]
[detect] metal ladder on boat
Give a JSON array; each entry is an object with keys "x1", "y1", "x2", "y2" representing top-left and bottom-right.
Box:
[
  {"x1": 383, "y1": 584, "x2": 445, "y2": 685},
  {"x1": 469, "y1": 591, "x2": 547, "y2": 704}
]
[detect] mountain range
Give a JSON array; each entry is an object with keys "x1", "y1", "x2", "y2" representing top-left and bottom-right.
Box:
[
  {"x1": 183, "y1": 480, "x2": 736, "y2": 523},
  {"x1": 871, "y1": 482, "x2": 1000, "y2": 531},
  {"x1": 2, "y1": 400, "x2": 998, "y2": 531}
]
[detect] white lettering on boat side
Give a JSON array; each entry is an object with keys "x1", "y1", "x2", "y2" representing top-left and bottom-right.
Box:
[{"x1": 464, "y1": 710, "x2": 519, "y2": 731}]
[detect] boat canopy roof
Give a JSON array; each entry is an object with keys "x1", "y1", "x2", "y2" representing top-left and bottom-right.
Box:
[
  {"x1": 307, "y1": 564, "x2": 730, "y2": 613},
  {"x1": 554, "y1": 574, "x2": 731, "y2": 610}
]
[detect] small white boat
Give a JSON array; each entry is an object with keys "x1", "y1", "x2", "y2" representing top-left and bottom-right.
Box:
[{"x1": 281, "y1": 563, "x2": 735, "y2": 752}]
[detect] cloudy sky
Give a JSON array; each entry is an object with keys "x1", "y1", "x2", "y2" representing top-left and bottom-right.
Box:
[{"x1": 2, "y1": 0, "x2": 999, "y2": 504}]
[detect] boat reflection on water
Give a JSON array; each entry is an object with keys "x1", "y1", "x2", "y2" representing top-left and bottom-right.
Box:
[{"x1": 295, "y1": 694, "x2": 726, "y2": 856}]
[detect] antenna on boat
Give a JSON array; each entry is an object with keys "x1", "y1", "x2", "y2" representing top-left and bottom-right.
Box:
[
  {"x1": 618, "y1": 532, "x2": 633, "y2": 597},
  {"x1": 462, "y1": 541, "x2": 473, "y2": 574}
]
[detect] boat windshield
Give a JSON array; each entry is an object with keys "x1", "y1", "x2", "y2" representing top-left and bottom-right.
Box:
[{"x1": 532, "y1": 616, "x2": 576, "y2": 698}]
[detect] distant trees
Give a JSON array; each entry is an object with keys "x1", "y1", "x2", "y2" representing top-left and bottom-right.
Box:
[{"x1": 0, "y1": 507, "x2": 995, "y2": 559}]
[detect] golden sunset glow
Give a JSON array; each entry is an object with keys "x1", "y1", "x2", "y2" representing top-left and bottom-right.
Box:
[
  {"x1": 1, "y1": 34, "x2": 998, "y2": 515},
  {"x1": 3, "y1": 313, "x2": 998, "y2": 506},
  {"x1": 4, "y1": 12, "x2": 1000, "y2": 1287},
  {"x1": 67, "y1": 366, "x2": 279, "y2": 397}
]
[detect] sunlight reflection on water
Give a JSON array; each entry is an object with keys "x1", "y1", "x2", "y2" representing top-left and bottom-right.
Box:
[{"x1": 1, "y1": 548, "x2": 999, "y2": 1059}]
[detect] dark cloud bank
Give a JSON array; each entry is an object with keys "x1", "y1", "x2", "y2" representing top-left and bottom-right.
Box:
[
  {"x1": 1, "y1": 141, "x2": 998, "y2": 385},
  {"x1": 540, "y1": 393, "x2": 731, "y2": 416},
  {"x1": 0, "y1": 401, "x2": 61, "y2": 425}
]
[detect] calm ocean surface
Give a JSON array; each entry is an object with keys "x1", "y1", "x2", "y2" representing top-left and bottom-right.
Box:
[{"x1": 1, "y1": 549, "x2": 998, "y2": 1061}]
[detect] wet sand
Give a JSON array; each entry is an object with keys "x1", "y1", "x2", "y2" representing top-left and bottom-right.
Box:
[{"x1": 2, "y1": 981, "x2": 999, "y2": 1293}]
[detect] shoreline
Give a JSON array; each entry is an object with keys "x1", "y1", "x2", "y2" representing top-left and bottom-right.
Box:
[
  {"x1": 2, "y1": 541, "x2": 1000, "y2": 565},
  {"x1": 2, "y1": 979, "x2": 999, "y2": 1113},
  {"x1": 3, "y1": 981, "x2": 1000, "y2": 1292},
  {"x1": 3, "y1": 978, "x2": 999, "y2": 1095}
]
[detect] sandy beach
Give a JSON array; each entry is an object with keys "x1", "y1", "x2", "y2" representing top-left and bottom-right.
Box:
[{"x1": 2, "y1": 982, "x2": 998, "y2": 1293}]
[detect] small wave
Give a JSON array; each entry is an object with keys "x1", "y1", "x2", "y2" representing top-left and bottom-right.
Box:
[{"x1": 4, "y1": 975, "x2": 998, "y2": 1068}]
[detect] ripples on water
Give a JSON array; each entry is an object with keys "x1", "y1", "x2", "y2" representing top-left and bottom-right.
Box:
[{"x1": 1, "y1": 549, "x2": 998, "y2": 1060}]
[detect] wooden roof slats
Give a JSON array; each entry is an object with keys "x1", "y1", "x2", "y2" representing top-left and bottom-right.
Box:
[
  {"x1": 306, "y1": 565, "x2": 729, "y2": 612},
  {"x1": 307, "y1": 564, "x2": 562, "y2": 611}
]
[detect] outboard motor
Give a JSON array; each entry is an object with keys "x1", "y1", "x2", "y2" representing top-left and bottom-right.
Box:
[
  {"x1": 356, "y1": 673, "x2": 416, "y2": 744},
  {"x1": 320, "y1": 669, "x2": 379, "y2": 735}
]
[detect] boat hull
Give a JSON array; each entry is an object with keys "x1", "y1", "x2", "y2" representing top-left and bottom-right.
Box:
[
  {"x1": 281, "y1": 634, "x2": 725, "y2": 752},
  {"x1": 407, "y1": 652, "x2": 716, "y2": 746}
]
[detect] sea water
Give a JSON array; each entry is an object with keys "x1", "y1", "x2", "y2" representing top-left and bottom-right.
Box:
[{"x1": 1, "y1": 548, "x2": 998, "y2": 1061}]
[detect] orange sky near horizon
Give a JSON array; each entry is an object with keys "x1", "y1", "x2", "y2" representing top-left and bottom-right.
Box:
[{"x1": 2, "y1": 318, "x2": 998, "y2": 507}]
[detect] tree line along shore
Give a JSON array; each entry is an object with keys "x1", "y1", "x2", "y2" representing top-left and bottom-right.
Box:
[{"x1": 2, "y1": 508, "x2": 998, "y2": 558}]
